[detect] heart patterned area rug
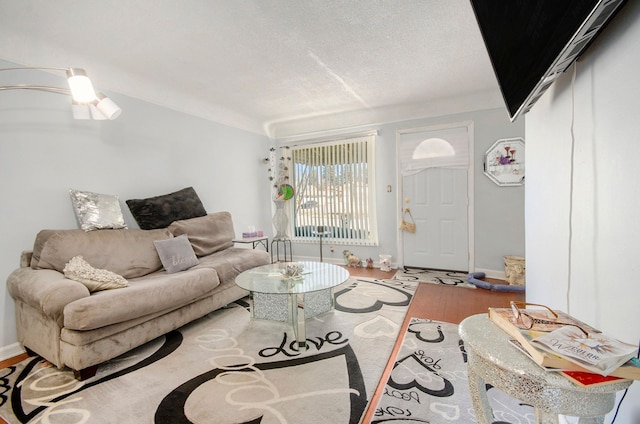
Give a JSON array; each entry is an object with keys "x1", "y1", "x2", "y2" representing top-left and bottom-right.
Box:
[
  {"x1": 0, "y1": 277, "x2": 418, "y2": 424},
  {"x1": 371, "y1": 317, "x2": 535, "y2": 423},
  {"x1": 394, "y1": 267, "x2": 476, "y2": 289}
]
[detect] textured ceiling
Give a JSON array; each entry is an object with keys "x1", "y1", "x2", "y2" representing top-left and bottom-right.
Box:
[{"x1": 0, "y1": 0, "x2": 503, "y2": 138}]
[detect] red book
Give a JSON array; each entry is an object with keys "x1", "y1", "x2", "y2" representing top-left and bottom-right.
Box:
[{"x1": 561, "y1": 370, "x2": 629, "y2": 387}]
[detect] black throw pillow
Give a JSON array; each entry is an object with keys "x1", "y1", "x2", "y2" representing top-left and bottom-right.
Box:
[{"x1": 126, "y1": 187, "x2": 207, "y2": 230}]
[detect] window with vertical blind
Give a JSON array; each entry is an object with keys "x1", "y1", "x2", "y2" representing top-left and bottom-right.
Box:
[{"x1": 291, "y1": 134, "x2": 378, "y2": 245}]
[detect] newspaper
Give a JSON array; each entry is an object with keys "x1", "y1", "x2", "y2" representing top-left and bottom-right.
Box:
[{"x1": 532, "y1": 326, "x2": 637, "y2": 376}]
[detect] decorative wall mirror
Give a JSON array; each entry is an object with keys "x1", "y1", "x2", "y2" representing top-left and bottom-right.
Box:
[{"x1": 483, "y1": 137, "x2": 525, "y2": 186}]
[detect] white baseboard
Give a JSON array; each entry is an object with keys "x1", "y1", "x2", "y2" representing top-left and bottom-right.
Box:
[
  {"x1": 0, "y1": 342, "x2": 25, "y2": 362},
  {"x1": 292, "y1": 254, "x2": 342, "y2": 265},
  {"x1": 290, "y1": 255, "x2": 399, "y2": 270}
]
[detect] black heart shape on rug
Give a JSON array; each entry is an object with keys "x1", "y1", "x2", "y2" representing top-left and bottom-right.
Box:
[
  {"x1": 397, "y1": 268, "x2": 471, "y2": 287},
  {"x1": 155, "y1": 344, "x2": 367, "y2": 424},
  {"x1": 387, "y1": 353, "x2": 454, "y2": 398},
  {"x1": 334, "y1": 279, "x2": 413, "y2": 313},
  {"x1": 407, "y1": 322, "x2": 445, "y2": 343}
]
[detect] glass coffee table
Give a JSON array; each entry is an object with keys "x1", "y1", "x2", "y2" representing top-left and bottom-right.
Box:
[{"x1": 235, "y1": 261, "x2": 349, "y2": 349}]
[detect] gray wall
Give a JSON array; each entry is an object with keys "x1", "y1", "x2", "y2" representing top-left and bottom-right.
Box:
[
  {"x1": 0, "y1": 62, "x2": 272, "y2": 353},
  {"x1": 283, "y1": 108, "x2": 525, "y2": 275},
  {"x1": 525, "y1": 2, "x2": 640, "y2": 421}
]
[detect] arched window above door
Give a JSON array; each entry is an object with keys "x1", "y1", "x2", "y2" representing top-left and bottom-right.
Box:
[
  {"x1": 412, "y1": 138, "x2": 455, "y2": 159},
  {"x1": 400, "y1": 126, "x2": 469, "y2": 175}
]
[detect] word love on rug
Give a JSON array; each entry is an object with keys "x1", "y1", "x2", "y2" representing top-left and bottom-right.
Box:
[
  {"x1": 372, "y1": 318, "x2": 535, "y2": 424},
  {"x1": 393, "y1": 268, "x2": 476, "y2": 289}
]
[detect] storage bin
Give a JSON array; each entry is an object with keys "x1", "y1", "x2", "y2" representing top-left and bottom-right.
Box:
[{"x1": 504, "y1": 255, "x2": 525, "y2": 286}]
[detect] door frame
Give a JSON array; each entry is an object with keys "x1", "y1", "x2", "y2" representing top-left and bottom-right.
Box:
[{"x1": 395, "y1": 120, "x2": 475, "y2": 272}]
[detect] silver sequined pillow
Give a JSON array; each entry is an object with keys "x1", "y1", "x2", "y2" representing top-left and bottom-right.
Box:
[{"x1": 69, "y1": 189, "x2": 127, "y2": 231}]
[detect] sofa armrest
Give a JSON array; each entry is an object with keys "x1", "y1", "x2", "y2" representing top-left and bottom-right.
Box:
[{"x1": 7, "y1": 267, "x2": 90, "y2": 326}]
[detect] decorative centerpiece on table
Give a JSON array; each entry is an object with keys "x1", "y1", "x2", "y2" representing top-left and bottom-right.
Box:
[
  {"x1": 268, "y1": 146, "x2": 294, "y2": 240},
  {"x1": 281, "y1": 262, "x2": 305, "y2": 279}
]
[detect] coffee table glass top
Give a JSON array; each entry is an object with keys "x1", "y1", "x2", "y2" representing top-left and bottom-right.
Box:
[{"x1": 235, "y1": 261, "x2": 349, "y2": 294}]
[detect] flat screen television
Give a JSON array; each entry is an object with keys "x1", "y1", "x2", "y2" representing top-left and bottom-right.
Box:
[{"x1": 470, "y1": 0, "x2": 627, "y2": 121}]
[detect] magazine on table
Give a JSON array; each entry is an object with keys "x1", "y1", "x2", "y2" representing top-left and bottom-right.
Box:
[
  {"x1": 531, "y1": 326, "x2": 637, "y2": 376},
  {"x1": 489, "y1": 307, "x2": 640, "y2": 380},
  {"x1": 489, "y1": 307, "x2": 599, "y2": 370},
  {"x1": 508, "y1": 339, "x2": 633, "y2": 386}
]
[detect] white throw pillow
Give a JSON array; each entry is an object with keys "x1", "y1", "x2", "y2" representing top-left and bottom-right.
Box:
[{"x1": 63, "y1": 255, "x2": 128, "y2": 292}]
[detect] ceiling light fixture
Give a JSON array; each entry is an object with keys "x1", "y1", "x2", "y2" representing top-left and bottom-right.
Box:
[{"x1": 0, "y1": 67, "x2": 121, "y2": 120}]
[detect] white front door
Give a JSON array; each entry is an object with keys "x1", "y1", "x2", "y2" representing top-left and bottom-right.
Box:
[
  {"x1": 398, "y1": 123, "x2": 472, "y2": 272},
  {"x1": 402, "y1": 167, "x2": 468, "y2": 271}
]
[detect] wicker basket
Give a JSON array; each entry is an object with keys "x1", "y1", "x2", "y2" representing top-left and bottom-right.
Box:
[{"x1": 504, "y1": 256, "x2": 525, "y2": 286}]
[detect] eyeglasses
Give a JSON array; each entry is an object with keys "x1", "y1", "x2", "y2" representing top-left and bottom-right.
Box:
[{"x1": 510, "y1": 301, "x2": 590, "y2": 338}]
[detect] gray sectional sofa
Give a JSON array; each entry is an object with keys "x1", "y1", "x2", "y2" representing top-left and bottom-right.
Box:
[{"x1": 6, "y1": 211, "x2": 269, "y2": 379}]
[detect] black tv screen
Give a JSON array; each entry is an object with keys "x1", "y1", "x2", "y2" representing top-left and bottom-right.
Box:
[{"x1": 470, "y1": 0, "x2": 626, "y2": 121}]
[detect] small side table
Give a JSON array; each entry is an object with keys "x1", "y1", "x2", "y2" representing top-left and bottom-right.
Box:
[
  {"x1": 459, "y1": 314, "x2": 633, "y2": 424},
  {"x1": 271, "y1": 238, "x2": 292, "y2": 262},
  {"x1": 313, "y1": 229, "x2": 328, "y2": 262},
  {"x1": 233, "y1": 236, "x2": 269, "y2": 252}
]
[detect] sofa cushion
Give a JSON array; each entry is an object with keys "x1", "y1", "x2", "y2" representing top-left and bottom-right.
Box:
[
  {"x1": 33, "y1": 228, "x2": 171, "y2": 278},
  {"x1": 153, "y1": 234, "x2": 199, "y2": 273},
  {"x1": 195, "y1": 247, "x2": 270, "y2": 285},
  {"x1": 63, "y1": 256, "x2": 129, "y2": 292},
  {"x1": 126, "y1": 187, "x2": 207, "y2": 230},
  {"x1": 168, "y1": 211, "x2": 235, "y2": 256},
  {"x1": 69, "y1": 188, "x2": 127, "y2": 231},
  {"x1": 63, "y1": 267, "x2": 219, "y2": 330}
]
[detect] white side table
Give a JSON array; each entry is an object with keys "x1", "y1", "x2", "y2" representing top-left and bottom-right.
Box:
[
  {"x1": 232, "y1": 236, "x2": 269, "y2": 252},
  {"x1": 459, "y1": 314, "x2": 633, "y2": 424}
]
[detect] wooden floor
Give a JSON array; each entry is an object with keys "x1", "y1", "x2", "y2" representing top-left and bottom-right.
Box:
[
  {"x1": 0, "y1": 352, "x2": 27, "y2": 371},
  {"x1": 348, "y1": 266, "x2": 525, "y2": 424},
  {"x1": 0, "y1": 266, "x2": 524, "y2": 424}
]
